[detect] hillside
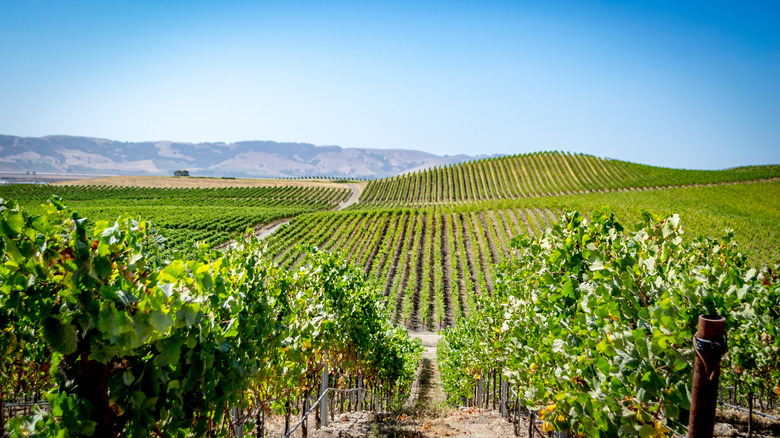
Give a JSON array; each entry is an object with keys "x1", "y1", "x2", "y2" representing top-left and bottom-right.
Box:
[
  {"x1": 0, "y1": 134, "x2": 473, "y2": 179},
  {"x1": 359, "y1": 151, "x2": 780, "y2": 205},
  {"x1": 263, "y1": 155, "x2": 780, "y2": 332}
]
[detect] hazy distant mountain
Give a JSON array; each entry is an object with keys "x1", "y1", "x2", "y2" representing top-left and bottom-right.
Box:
[{"x1": 0, "y1": 135, "x2": 475, "y2": 179}]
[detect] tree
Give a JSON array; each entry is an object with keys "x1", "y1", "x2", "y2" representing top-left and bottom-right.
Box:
[{"x1": 173, "y1": 169, "x2": 190, "y2": 177}]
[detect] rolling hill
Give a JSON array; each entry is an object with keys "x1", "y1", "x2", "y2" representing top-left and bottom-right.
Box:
[{"x1": 0, "y1": 134, "x2": 473, "y2": 179}]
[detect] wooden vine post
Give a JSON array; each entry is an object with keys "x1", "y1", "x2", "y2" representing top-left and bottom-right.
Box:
[
  {"x1": 689, "y1": 315, "x2": 727, "y2": 438},
  {"x1": 358, "y1": 376, "x2": 364, "y2": 411},
  {"x1": 500, "y1": 381, "x2": 508, "y2": 418}
]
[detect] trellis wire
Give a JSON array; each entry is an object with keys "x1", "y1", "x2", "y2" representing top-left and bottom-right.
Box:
[
  {"x1": 492, "y1": 384, "x2": 697, "y2": 438},
  {"x1": 282, "y1": 389, "x2": 329, "y2": 438},
  {"x1": 718, "y1": 400, "x2": 780, "y2": 421},
  {"x1": 281, "y1": 387, "x2": 394, "y2": 438}
]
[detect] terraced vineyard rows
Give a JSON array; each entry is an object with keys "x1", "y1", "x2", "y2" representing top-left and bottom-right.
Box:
[
  {"x1": 359, "y1": 151, "x2": 780, "y2": 205},
  {"x1": 266, "y1": 179, "x2": 780, "y2": 329}
]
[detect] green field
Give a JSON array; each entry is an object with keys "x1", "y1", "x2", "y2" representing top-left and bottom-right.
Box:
[{"x1": 265, "y1": 180, "x2": 779, "y2": 331}]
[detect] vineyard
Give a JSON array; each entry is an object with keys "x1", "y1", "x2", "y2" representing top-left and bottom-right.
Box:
[
  {"x1": 358, "y1": 151, "x2": 780, "y2": 206},
  {"x1": 0, "y1": 199, "x2": 421, "y2": 436},
  {"x1": 263, "y1": 180, "x2": 780, "y2": 332},
  {"x1": 1, "y1": 153, "x2": 780, "y2": 436},
  {"x1": 0, "y1": 184, "x2": 350, "y2": 255},
  {"x1": 437, "y1": 211, "x2": 780, "y2": 436}
]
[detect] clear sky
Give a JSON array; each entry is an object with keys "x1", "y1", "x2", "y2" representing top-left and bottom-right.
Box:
[{"x1": 1, "y1": 1, "x2": 778, "y2": 170}]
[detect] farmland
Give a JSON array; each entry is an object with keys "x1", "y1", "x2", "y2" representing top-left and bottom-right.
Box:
[
  {"x1": 3, "y1": 157, "x2": 778, "y2": 329},
  {"x1": 0, "y1": 183, "x2": 351, "y2": 255},
  {"x1": 264, "y1": 179, "x2": 780, "y2": 332},
  {"x1": 359, "y1": 151, "x2": 780, "y2": 205},
  {"x1": 1, "y1": 153, "x2": 779, "y2": 436}
]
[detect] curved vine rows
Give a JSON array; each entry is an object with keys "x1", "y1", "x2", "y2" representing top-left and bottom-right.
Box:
[{"x1": 359, "y1": 152, "x2": 780, "y2": 206}]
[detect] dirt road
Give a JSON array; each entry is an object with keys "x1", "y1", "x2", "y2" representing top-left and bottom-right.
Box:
[
  {"x1": 214, "y1": 181, "x2": 364, "y2": 250},
  {"x1": 307, "y1": 331, "x2": 523, "y2": 438}
]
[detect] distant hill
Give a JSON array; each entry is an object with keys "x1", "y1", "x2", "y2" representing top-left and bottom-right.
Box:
[{"x1": 0, "y1": 135, "x2": 474, "y2": 179}]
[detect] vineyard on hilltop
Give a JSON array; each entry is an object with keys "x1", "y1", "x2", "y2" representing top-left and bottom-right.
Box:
[{"x1": 359, "y1": 151, "x2": 780, "y2": 205}]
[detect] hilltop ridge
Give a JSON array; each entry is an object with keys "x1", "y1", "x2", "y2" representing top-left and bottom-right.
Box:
[
  {"x1": 359, "y1": 151, "x2": 780, "y2": 205},
  {"x1": 0, "y1": 134, "x2": 474, "y2": 179}
]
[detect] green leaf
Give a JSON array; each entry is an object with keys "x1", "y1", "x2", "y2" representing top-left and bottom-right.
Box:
[
  {"x1": 43, "y1": 316, "x2": 78, "y2": 355},
  {"x1": 638, "y1": 424, "x2": 655, "y2": 438},
  {"x1": 93, "y1": 255, "x2": 112, "y2": 278},
  {"x1": 154, "y1": 339, "x2": 183, "y2": 366},
  {"x1": 161, "y1": 260, "x2": 187, "y2": 281},
  {"x1": 89, "y1": 344, "x2": 119, "y2": 363},
  {"x1": 3, "y1": 210, "x2": 24, "y2": 236},
  {"x1": 736, "y1": 285, "x2": 749, "y2": 300},
  {"x1": 149, "y1": 309, "x2": 173, "y2": 333},
  {"x1": 178, "y1": 304, "x2": 199, "y2": 326},
  {"x1": 589, "y1": 255, "x2": 604, "y2": 271}
]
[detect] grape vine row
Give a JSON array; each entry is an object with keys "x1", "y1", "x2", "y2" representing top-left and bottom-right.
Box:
[
  {"x1": 358, "y1": 152, "x2": 780, "y2": 206},
  {"x1": 0, "y1": 198, "x2": 421, "y2": 436}
]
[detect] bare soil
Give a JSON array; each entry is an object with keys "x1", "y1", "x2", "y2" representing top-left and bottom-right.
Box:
[
  {"x1": 408, "y1": 215, "x2": 427, "y2": 330},
  {"x1": 477, "y1": 212, "x2": 499, "y2": 264},
  {"x1": 384, "y1": 213, "x2": 411, "y2": 298},
  {"x1": 487, "y1": 210, "x2": 508, "y2": 254},
  {"x1": 364, "y1": 215, "x2": 393, "y2": 275},
  {"x1": 426, "y1": 216, "x2": 437, "y2": 331},
  {"x1": 469, "y1": 212, "x2": 494, "y2": 295},
  {"x1": 504, "y1": 209, "x2": 521, "y2": 238},
  {"x1": 355, "y1": 217, "x2": 383, "y2": 268},
  {"x1": 278, "y1": 332, "x2": 524, "y2": 438},
  {"x1": 344, "y1": 216, "x2": 371, "y2": 260},
  {"x1": 458, "y1": 213, "x2": 481, "y2": 297},
  {"x1": 514, "y1": 209, "x2": 534, "y2": 236},
  {"x1": 447, "y1": 214, "x2": 469, "y2": 318},
  {"x1": 440, "y1": 216, "x2": 454, "y2": 328}
]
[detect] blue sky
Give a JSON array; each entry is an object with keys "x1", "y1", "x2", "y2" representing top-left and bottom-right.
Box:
[{"x1": 1, "y1": 1, "x2": 778, "y2": 170}]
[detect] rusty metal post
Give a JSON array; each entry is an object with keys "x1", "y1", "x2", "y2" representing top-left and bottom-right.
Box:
[{"x1": 689, "y1": 315, "x2": 727, "y2": 438}]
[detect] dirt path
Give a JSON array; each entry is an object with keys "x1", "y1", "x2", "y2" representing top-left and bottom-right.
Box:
[
  {"x1": 338, "y1": 182, "x2": 364, "y2": 209},
  {"x1": 253, "y1": 219, "x2": 289, "y2": 240},
  {"x1": 216, "y1": 182, "x2": 363, "y2": 250},
  {"x1": 406, "y1": 332, "x2": 446, "y2": 411},
  {"x1": 307, "y1": 331, "x2": 523, "y2": 438}
]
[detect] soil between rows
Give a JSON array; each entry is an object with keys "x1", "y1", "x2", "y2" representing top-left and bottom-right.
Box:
[{"x1": 265, "y1": 331, "x2": 522, "y2": 438}]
